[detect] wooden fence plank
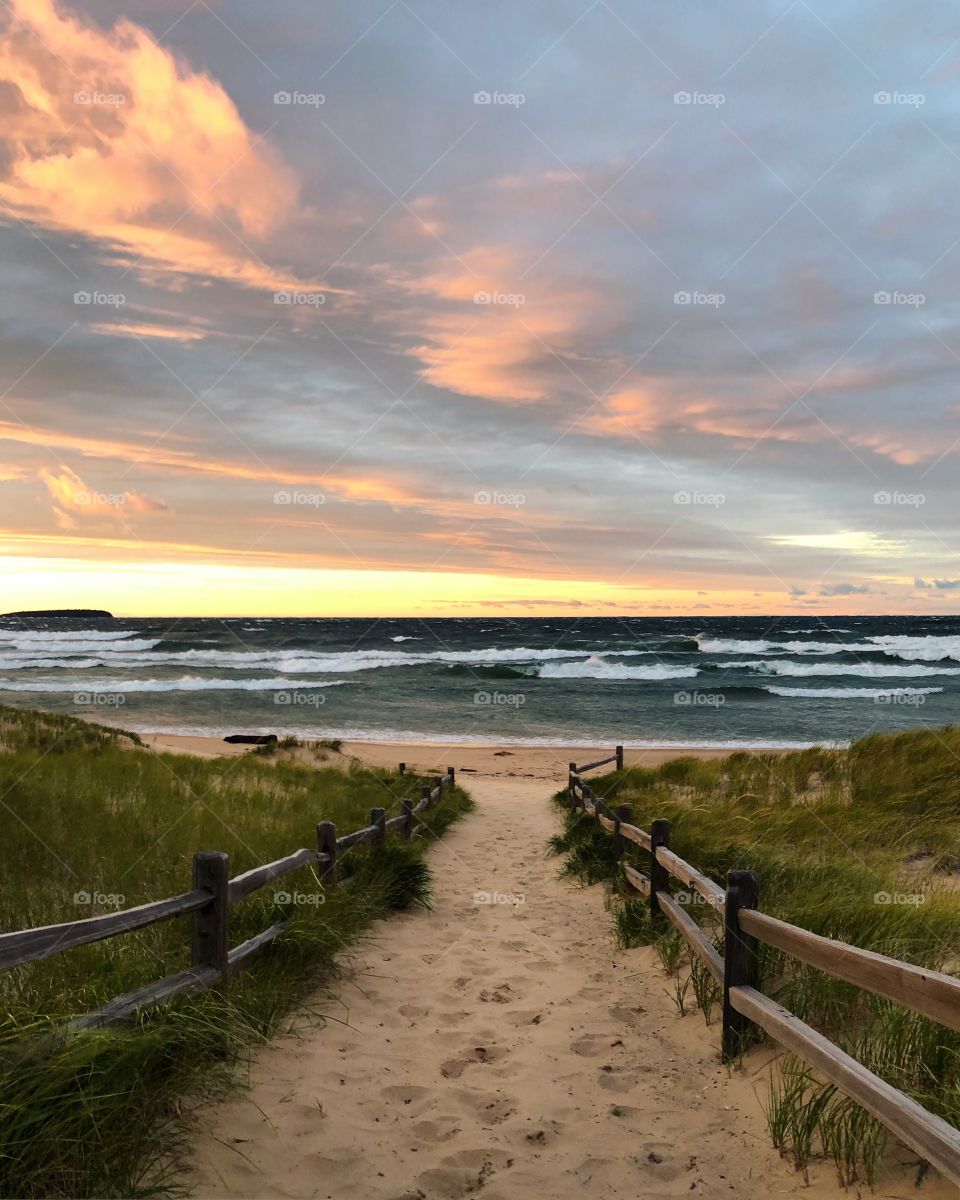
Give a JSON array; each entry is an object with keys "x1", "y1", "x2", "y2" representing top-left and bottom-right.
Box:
[
  {"x1": 0, "y1": 890, "x2": 210, "y2": 970},
  {"x1": 655, "y1": 846, "x2": 724, "y2": 909},
  {"x1": 730, "y1": 985, "x2": 960, "y2": 1188},
  {"x1": 70, "y1": 965, "x2": 221, "y2": 1030},
  {"x1": 336, "y1": 825, "x2": 378, "y2": 850},
  {"x1": 623, "y1": 863, "x2": 651, "y2": 895},
  {"x1": 574, "y1": 754, "x2": 617, "y2": 773},
  {"x1": 228, "y1": 918, "x2": 292, "y2": 975},
  {"x1": 739, "y1": 908, "x2": 960, "y2": 1033},
  {"x1": 192, "y1": 852, "x2": 229, "y2": 981},
  {"x1": 228, "y1": 848, "x2": 318, "y2": 904},
  {"x1": 620, "y1": 822, "x2": 651, "y2": 850},
  {"x1": 659, "y1": 892, "x2": 724, "y2": 985}
]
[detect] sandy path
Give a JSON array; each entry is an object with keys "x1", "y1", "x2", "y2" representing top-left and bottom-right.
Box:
[{"x1": 187, "y1": 776, "x2": 935, "y2": 1200}]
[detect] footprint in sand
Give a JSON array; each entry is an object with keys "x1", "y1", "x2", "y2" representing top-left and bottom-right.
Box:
[
  {"x1": 435, "y1": 1009, "x2": 472, "y2": 1026},
  {"x1": 452, "y1": 1089, "x2": 516, "y2": 1124},
  {"x1": 571, "y1": 1033, "x2": 619, "y2": 1057},
  {"x1": 382, "y1": 1084, "x2": 436, "y2": 1114},
  {"x1": 440, "y1": 1044, "x2": 507, "y2": 1078},
  {"x1": 416, "y1": 1148, "x2": 512, "y2": 1198},
  {"x1": 399, "y1": 1003, "x2": 429, "y2": 1018},
  {"x1": 412, "y1": 1116, "x2": 462, "y2": 1143},
  {"x1": 608, "y1": 1002, "x2": 648, "y2": 1028},
  {"x1": 478, "y1": 983, "x2": 515, "y2": 1004},
  {"x1": 597, "y1": 1065, "x2": 645, "y2": 1093},
  {"x1": 503, "y1": 1008, "x2": 543, "y2": 1026}
]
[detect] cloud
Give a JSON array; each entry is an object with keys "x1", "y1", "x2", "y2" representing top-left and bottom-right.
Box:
[
  {"x1": 819, "y1": 582, "x2": 870, "y2": 596},
  {"x1": 38, "y1": 466, "x2": 167, "y2": 522},
  {"x1": 0, "y1": 0, "x2": 304, "y2": 291}
]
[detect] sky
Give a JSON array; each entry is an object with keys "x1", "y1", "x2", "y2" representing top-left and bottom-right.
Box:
[{"x1": 0, "y1": 0, "x2": 957, "y2": 616}]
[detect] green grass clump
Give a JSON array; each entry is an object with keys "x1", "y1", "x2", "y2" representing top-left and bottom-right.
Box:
[
  {"x1": 549, "y1": 727, "x2": 960, "y2": 1186},
  {"x1": 0, "y1": 704, "x2": 472, "y2": 1198}
]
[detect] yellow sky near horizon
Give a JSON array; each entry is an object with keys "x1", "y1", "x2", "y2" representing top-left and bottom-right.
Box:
[{"x1": 0, "y1": 556, "x2": 923, "y2": 618}]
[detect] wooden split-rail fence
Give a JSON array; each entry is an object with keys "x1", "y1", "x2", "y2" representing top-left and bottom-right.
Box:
[
  {"x1": 0, "y1": 768, "x2": 455, "y2": 1032},
  {"x1": 568, "y1": 748, "x2": 960, "y2": 1188}
]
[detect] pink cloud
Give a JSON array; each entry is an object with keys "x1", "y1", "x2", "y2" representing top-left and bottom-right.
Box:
[{"x1": 0, "y1": 0, "x2": 312, "y2": 292}]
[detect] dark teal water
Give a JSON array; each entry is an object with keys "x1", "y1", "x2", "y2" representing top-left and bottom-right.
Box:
[{"x1": 1, "y1": 615, "x2": 958, "y2": 747}]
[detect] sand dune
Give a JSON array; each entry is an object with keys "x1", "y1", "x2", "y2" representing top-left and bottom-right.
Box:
[{"x1": 184, "y1": 758, "x2": 947, "y2": 1199}]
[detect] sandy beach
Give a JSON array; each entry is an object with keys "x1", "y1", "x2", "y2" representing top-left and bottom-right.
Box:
[
  {"x1": 182, "y1": 740, "x2": 948, "y2": 1200},
  {"x1": 137, "y1": 731, "x2": 768, "y2": 776}
]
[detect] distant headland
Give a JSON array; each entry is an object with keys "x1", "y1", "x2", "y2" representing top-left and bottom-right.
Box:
[{"x1": 0, "y1": 609, "x2": 114, "y2": 620}]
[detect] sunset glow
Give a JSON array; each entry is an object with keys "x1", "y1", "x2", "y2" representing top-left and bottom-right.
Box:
[{"x1": 0, "y1": 1, "x2": 955, "y2": 616}]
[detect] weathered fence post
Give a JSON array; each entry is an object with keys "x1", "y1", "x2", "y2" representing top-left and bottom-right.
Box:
[
  {"x1": 421, "y1": 784, "x2": 431, "y2": 810},
  {"x1": 568, "y1": 762, "x2": 578, "y2": 807},
  {"x1": 722, "y1": 869, "x2": 760, "y2": 1062},
  {"x1": 371, "y1": 807, "x2": 386, "y2": 847},
  {"x1": 398, "y1": 762, "x2": 406, "y2": 775},
  {"x1": 434, "y1": 775, "x2": 443, "y2": 798},
  {"x1": 402, "y1": 798, "x2": 414, "y2": 839},
  {"x1": 613, "y1": 803, "x2": 631, "y2": 863},
  {"x1": 317, "y1": 820, "x2": 337, "y2": 888},
  {"x1": 615, "y1": 744, "x2": 624, "y2": 771},
  {"x1": 191, "y1": 851, "x2": 229, "y2": 982},
  {"x1": 447, "y1": 767, "x2": 455, "y2": 787},
  {"x1": 649, "y1": 818, "x2": 670, "y2": 917}
]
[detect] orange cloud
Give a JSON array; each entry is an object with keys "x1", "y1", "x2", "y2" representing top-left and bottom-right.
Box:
[
  {"x1": 401, "y1": 250, "x2": 609, "y2": 403},
  {"x1": 5, "y1": 423, "x2": 439, "y2": 513},
  {"x1": 89, "y1": 320, "x2": 210, "y2": 341},
  {"x1": 38, "y1": 465, "x2": 168, "y2": 522},
  {"x1": 0, "y1": 0, "x2": 312, "y2": 292}
]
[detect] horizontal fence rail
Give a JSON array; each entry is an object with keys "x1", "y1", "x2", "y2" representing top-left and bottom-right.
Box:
[
  {"x1": 3, "y1": 766, "x2": 456, "y2": 1032},
  {"x1": 562, "y1": 749, "x2": 960, "y2": 1188}
]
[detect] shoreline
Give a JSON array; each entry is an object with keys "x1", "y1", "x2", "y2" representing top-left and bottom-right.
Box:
[{"x1": 133, "y1": 730, "x2": 792, "y2": 776}]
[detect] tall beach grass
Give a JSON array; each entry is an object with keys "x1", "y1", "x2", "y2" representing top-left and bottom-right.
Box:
[
  {"x1": 0, "y1": 705, "x2": 472, "y2": 1197},
  {"x1": 550, "y1": 727, "x2": 960, "y2": 1186}
]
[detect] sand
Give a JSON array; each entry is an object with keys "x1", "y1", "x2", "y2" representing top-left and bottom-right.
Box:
[
  {"x1": 183, "y1": 747, "x2": 950, "y2": 1200},
  {"x1": 136, "y1": 731, "x2": 762, "y2": 774}
]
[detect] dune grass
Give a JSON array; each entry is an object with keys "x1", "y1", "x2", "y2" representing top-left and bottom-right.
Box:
[
  {"x1": 549, "y1": 727, "x2": 960, "y2": 1187},
  {"x1": 0, "y1": 704, "x2": 472, "y2": 1198}
]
